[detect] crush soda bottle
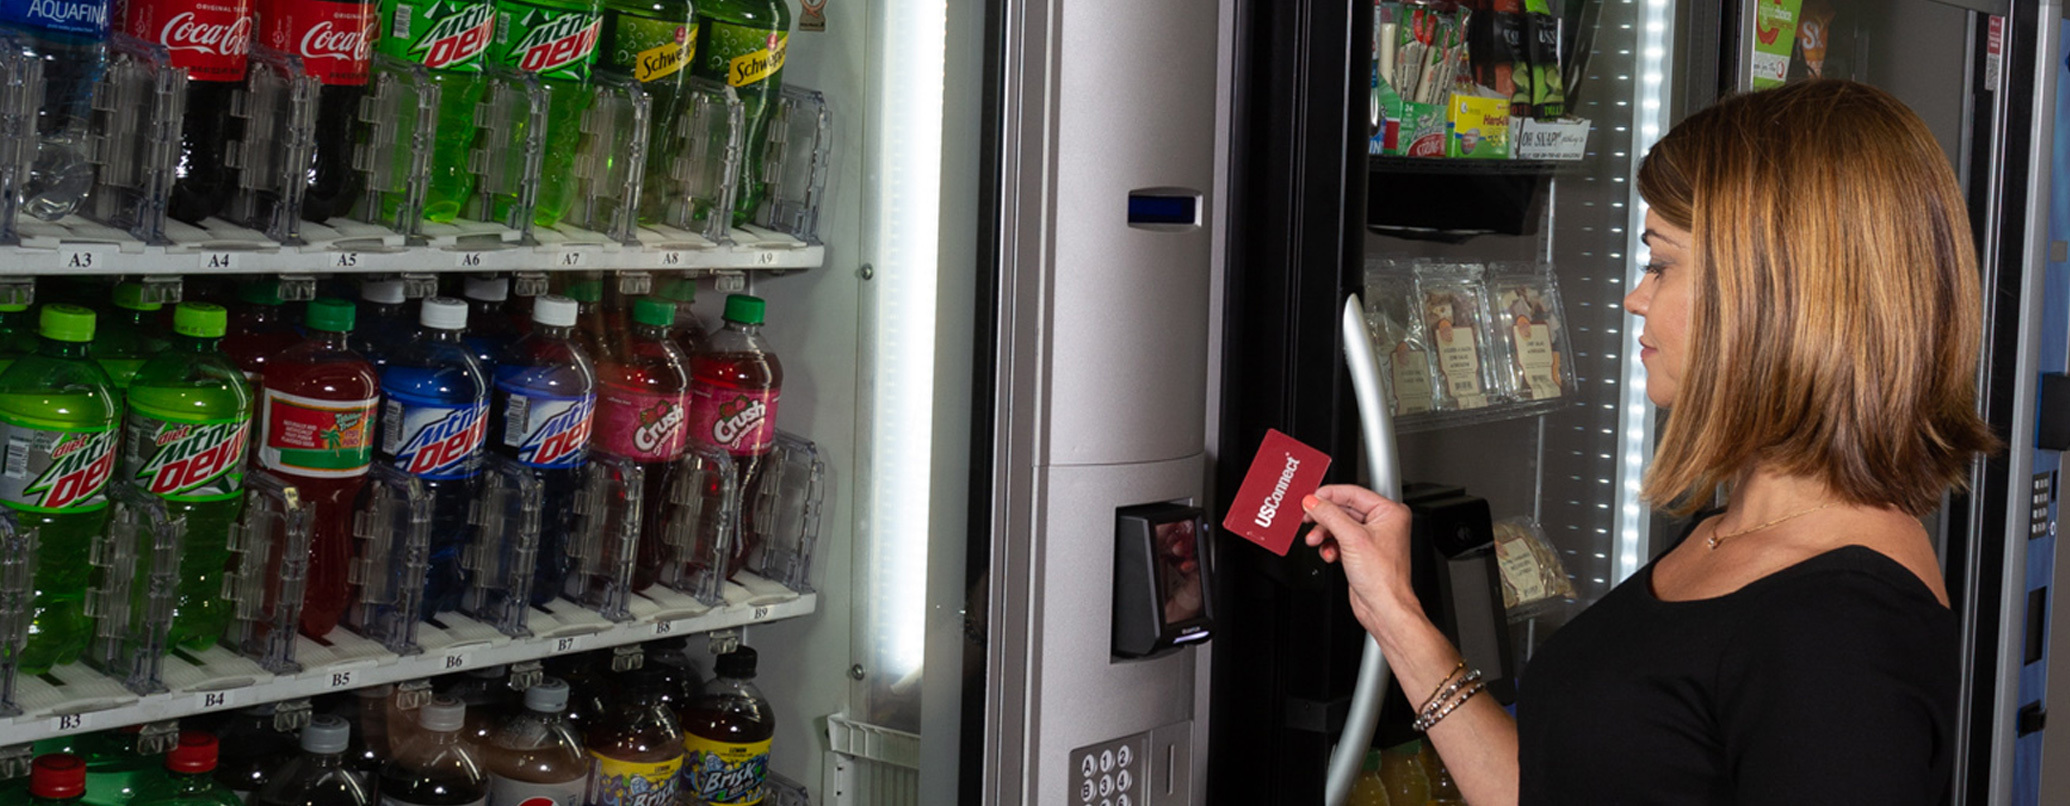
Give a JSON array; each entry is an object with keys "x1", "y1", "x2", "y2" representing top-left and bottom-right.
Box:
[
  {"x1": 593, "y1": 298, "x2": 688, "y2": 592},
  {"x1": 122, "y1": 0, "x2": 257, "y2": 223},
  {"x1": 372, "y1": 0, "x2": 493, "y2": 222},
  {"x1": 254, "y1": 0, "x2": 378, "y2": 222},
  {"x1": 595, "y1": 0, "x2": 691, "y2": 226},
  {"x1": 488, "y1": 295, "x2": 594, "y2": 605},
  {"x1": 0, "y1": 304, "x2": 119, "y2": 674},
  {"x1": 378, "y1": 298, "x2": 490, "y2": 617},
  {"x1": 259, "y1": 298, "x2": 380, "y2": 638},
  {"x1": 685, "y1": 294, "x2": 777, "y2": 579},
  {"x1": 125, "y1": 302, "x2": 254, "y2": 651},
  {"x1": 485, "y1": 0, "x2": 602, "y2": 228},
  {"x1": 689, "y1": 0, "x2": 785, "y2": 225}
]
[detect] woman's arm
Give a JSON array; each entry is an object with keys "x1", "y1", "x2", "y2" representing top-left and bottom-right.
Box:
[{"x1": 1304, "y1": 485, "x2": 1519, "y2": 806}]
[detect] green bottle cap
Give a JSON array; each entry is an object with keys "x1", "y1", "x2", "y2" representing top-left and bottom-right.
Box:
[
  {"x1": 113, "y1": 282, "x2": 162, "y2": 312},
  {"x1": 306, "y1": 298, "x2": 356, "y2": 333},
  {"x1": 237, "y1": 281, "x2": 283, "y2": 306},
  {"x1": 632, "y1": 298, "x2": 675, "y2": 328},
  {"x1": 40, "y1": 304, "x2": 95, "y2": 343},
  {"x1": 564, "y1": 281, "x2": 603, "y2": 303},
  {"x1": 657, "y1": 280, "x2": 697, "y2": 303},
  {"x1": 0, "y1": 301, "x2": 28, "y2": 313},
  {"x1": 174, "y1": 303, "x2": 228, "y2": 339},
  {"x1": 722, "y1": 294, "x2": 765, "y2": 325}
]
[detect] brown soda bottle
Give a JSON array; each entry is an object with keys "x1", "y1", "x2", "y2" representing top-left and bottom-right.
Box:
[
  {"x1": 678, "y1": 647, "x2": 773, "y2": 806},
  {"x1": 480, "y1": 678, "x2": 586, "y2": 806},
  {"x1": 582, "y1": 654, "x2": 684, "y2": 806}
]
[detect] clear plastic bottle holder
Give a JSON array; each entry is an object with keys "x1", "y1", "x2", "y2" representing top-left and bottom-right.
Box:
[
  {"x1": 0, "y1": 511, "x2": 35, "y2": 717},
  {"x1": 566, "y1": 452, "x2": 643, "y2": 622},
  {"x1": 227, "y1": 46, "x2": 320, "y2": 243},
  {"x1": 657, "y1": 78, "x2": 743, "y2": 243},
  {"x1": 225, "y1": 470, "x2": 312, "y2": 674},
  {"x1": 753, "y1": 84, "x2": 831, "y2": 244},
  {"x1": 346, "y1": 463, "x2": 433, "y2": 654},
  {"x1": 86, "y1": 34, "x2": 186, "y2": 244},
  {"x1": 570, "y1": 74, "x2": 651, "y2": 243},
  {"x1": 467, "y1": 65, "x2": 549, "y2": 234},
  {"x1": 745, "y1": 431, "x2": 826, "y2": 593},
  {"x1": 84, "y1": 483, "x2": 188, "y2": 696},
  {"x1": 352, "y1": 54, "x2": 441, "y2": 236},
  {"x1": 0, "y1": 35, "x2": 43, "y2": 246},
  {"x1": 659, "y1": 441, "x2": 736, "y2": 606},
  {"x1": 462, "y1": 453, "x2": 543, "y2": 637}
]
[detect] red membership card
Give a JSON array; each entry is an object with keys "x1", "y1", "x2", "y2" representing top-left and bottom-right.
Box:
[{"x1": 1222, "y1": 428, "x2": 1332, "y2": 556}]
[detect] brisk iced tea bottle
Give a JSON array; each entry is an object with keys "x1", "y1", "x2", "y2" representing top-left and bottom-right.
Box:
[
  {"x1": 685, "y1": 294, "x2": 779, "y2": 578},
  {"x1": 258, "y1": 298, "x2": 381, "y2": 638},
  {"x1": 582, "y1": 667, "x2": 682, "y2": 806},
  {"x1": 678, "y1": 646, "x2": 771, "y2": 806}
]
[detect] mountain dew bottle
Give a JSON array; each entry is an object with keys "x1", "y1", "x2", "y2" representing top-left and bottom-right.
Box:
[
  {"x1": 124, "y1": 303, "x2": 255, "y2": 651},
  {"x1": 598, "y1": 0, "x2": 694, "y2": 225},
  {"x1": 97, "y1": 282, "x2": 170, "y2": 392},
  {"x1": 488, "y1": 0, "x2": 604, "y2": 228},
  {"x1": 690, "y1": 0, "x2": 787, "y2": 225},
  {"x1": 374, "y1": 0, "x2": 496, "y2": 222},
  {"x1": 0, "y1": 305, "x2": 120, "y2": 674},
  {"x1": 0, "y1": 300, "x2": 40, "y2": 375}
]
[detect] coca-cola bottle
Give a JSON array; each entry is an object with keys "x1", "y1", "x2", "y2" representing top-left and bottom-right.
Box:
[
  {"x1": 120, "y1": 0, "x2": 256, "y2": 223},
  {"x1": 253, "y1": 0, "x2": 376, "y2": 222}
]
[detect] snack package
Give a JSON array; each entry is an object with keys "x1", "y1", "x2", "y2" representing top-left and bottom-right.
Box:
[
  {"x1": 1447, "y1": 92, "x2": 1511, "y2": 158},
  {"x1": 1796, "y1": 0, "x2": 1834, "y2": 79},
  {"x1": 1492, "y1": 517, "x2": 1576, "y2": 612},
  {"x1": 1750, "y1": 0, "x2": 1804, "y2": 89},
  {"x1": 1522, "y1": 0, "x2": 1565, "y2": 119},
  {"x1": 1414, "y1": 262, "x2": 1501, "y2": 410},
  {"x1": 1363, "y1": 261, "x2": 1438, "y2": 416},
  {"x1": 1487, "y1": 265, "x2": 1575, "y2": 401}
]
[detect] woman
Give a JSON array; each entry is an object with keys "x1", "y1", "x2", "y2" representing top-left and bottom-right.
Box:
[{"x1": 1302, "y1": 79, "x2": 1999, "y2": 803}]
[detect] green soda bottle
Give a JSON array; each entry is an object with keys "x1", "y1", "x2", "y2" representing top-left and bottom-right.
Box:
[
  {"x1": 128, "y1": 735, "x2": 240, "y2": 806},
  {"x1": 690, "y1": 0, "x2": 787, "y2": 225},
  {"x1": 125, "y1": 303, "x2": 255, "y2": 651},
  {"x1": 373, "y1": 0, "x2": 496, "y2": 222},
  {"x1": 34, "y1": 725, "x2": 174, "y2": 806},
  {"x1": 0, "y1": 304, "x2": 120, "y2": 674},
  {"x1": 597, "y1": 0, "x2": 694, "y2": 225},
  {"x1": 488, "y1": 0, "x2": 606, "y2": 228},
  {"x1": 0, "y1": 300, "x2": 40, "y2": 376},
  {"x1": 97, "y1": 283, "x2": 170, "y2": 392}
]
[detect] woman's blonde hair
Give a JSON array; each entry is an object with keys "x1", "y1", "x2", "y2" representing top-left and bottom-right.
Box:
[{"x1": 1635, "y1": 79, "x2": 1999, "y2": 517}]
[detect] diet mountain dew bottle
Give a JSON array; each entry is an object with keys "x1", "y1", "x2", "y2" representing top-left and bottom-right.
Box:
[
  {"x1": 488, "y1": 0, "x2": 604, "y2": 228},
  {"x1": 374, "y1": 0, "x2": 497, "y2": 222},
  {"x1": 598, "y1": 0, "x2": 694, "y2": 225},
  {"x1": 124, "y1": 303, "x2": 255, "y2": 651},
  {"x1": 0, "y1": 305, "x2": 121, "y2": 674},
  {"x1": 691, "y1": 0, "x2": 787, "y2": 226}
]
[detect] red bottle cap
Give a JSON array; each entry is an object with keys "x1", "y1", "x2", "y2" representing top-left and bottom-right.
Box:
[
  {"x1": 164, "y1": 731, "x2": 219, "y2": 774},
  {"x1": 29, "y1": 754, "x2": 86, "y2": 799}
]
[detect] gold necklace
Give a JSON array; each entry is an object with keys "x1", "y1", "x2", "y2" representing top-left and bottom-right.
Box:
[{"x1": 1705, "y1": 502, "x2": 1836, "y2": 550}]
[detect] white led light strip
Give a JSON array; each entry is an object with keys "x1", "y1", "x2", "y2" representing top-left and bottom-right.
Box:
[{"x1": 1612, "y1": 0, "x2": 1675, "y2": 584}]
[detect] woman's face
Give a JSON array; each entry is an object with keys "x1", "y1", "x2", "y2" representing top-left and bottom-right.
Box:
[{"x1": 1626, "y1": 210, "x2": 1692, "y2": 408}]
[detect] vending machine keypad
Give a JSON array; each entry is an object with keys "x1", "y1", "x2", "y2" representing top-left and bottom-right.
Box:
[{"x1": 1072, "y1": 733, "x2": 1149, "y2": 806}]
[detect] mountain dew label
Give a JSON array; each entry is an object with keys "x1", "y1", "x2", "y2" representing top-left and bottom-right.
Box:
[
  {"x1": 0, "y1": 421, "x2": 116, "y2": 512},
  {"x1": 602, "y1": 9, "x2": 692, "y2": 83},
  {"x1": 492, "y1": 0, "x2": 601, "y2": 80},
  {"x1": 696, "y1": 20, "x2": 783, "y2": 90},
  {"x1": 379, "y1": 0, "x2": 494, "y2": 72},
  {"x1": 123, "y1": 415, "x2": 249, "y2": 502}
]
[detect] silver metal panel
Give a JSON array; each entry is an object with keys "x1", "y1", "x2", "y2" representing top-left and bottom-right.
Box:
[{"x1": 1044, "y1": 0, "x2": 1219, "y2": 467}]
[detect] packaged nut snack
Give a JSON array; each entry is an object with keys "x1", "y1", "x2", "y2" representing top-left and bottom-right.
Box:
[
  {"x1": 1492, "y1": 517, "x2": 1576, "y2": 612},
  {"x1": 1487, "y1": 265, "x2": 1575, "y2": 401},
  {"x1": 1363, "y1": 260, "x2": 1438, "y2": 416},
  {"x1": 1414, "y1": 262, "x2": 1501, "y2": 410}
]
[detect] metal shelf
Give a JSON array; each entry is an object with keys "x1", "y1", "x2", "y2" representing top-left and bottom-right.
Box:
[
  {"x1": 2, "y1": 571, "x2": 814, "y2": 745},
  {"x1": 4, "y1": 217, "x2": 823, "y2": 276}
]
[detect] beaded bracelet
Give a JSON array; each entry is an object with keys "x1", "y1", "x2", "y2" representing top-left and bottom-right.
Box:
[
  {"x1": 1413, "y1": 679, "x2": 1487, "y2": 732},
  {"x1": 1421, "y1": 661, "x2": 1467, "y2": 711},
  {"x1": 1417, "y1": 668, "x2": 1482, "y2": 722}
]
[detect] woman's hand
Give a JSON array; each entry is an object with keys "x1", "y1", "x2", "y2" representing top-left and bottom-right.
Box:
[{"x1": 1302, "y1": 484, "x2": 1424, "y2": 638}]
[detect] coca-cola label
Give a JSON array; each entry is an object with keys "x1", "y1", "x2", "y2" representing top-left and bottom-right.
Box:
[
  {"x1": 593, "y1": 386, "x2": 685, "y2": 462},
  {"x1": 258, "y1": 0, "x2": 376, "y2": 84},
  {"x1": 599, "y1": 9, "x2": 690, "y2": 83},
  {"x1": 686, "y1": 384, "x2": 776, "y2": 457},
  {"x1": 1, "y1": 0, "x2": 111, "y2": 38},
  {"x1": 378, "y1": 0, "x2": 492, "y2": 73},
  {"x1": 123, "y1": 415, "x2": 250, "y2": 502},
  {"x1": 490, "y1": 0, "x2": 598, "y2": 81},
  {"x1": 498, "y1": 389, "x2": 592, "y2": 469},
  {"x1": 121, "y1": 0, "x2": 255, "y2": 80},
  {"x1": 381, "y1": 396, "x2": 487, "y2": 480},
  {"x1": 0, "y1": 420, "x2": 116, "y2": 513},
  {"x1": 487, "y1": 774, "x2": 584, "y2": 806},
  {"x1": 683, "y1": 735, "x2": 770, "y2": 806}
]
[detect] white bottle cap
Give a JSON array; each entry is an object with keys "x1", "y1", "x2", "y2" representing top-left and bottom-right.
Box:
[
  {"x1": 418, "y1": 697, "x2": 466, "y2": 732},
  {"x1": 465, "y1": 276, "x2": 509, "y2": 303},
  {"x1": 361, "y1": 279, "x2": 405, "y2": 305},
  {"x1": 420, "y1": 297, "x2": 468, "y2": 330},
  {"x1": 525, "y1": 677, "x2": 571, "y2": 713},
  {"x1": 533, "y1": 295, "x2": 578, "y2": 328}
]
